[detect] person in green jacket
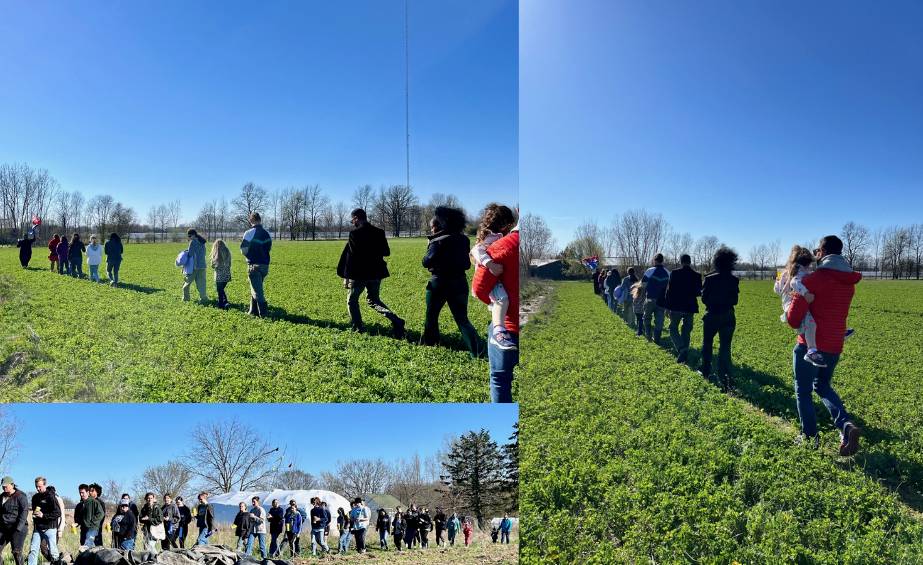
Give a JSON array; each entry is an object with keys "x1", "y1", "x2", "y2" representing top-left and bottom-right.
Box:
[
  {"x1": 139, "y1": 493, "x2": 163, "y2": 553},
  {"x1": 82, "y1": 484, "x2": 105, "y2": 549},
  {"x1": 446, "y1": 513, "x2": 460, "y2": 546}
]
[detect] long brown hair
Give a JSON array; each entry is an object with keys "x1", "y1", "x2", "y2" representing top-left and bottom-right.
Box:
[
  {"x1": 476, "y1": 203, "x2": 516, "y2": 244},
  {"x1": 210, "y1": 239, "x2": 231, "y2": 267},
  {"x1": 785, "y1": 245, "x2": 814, "y2": 278}
]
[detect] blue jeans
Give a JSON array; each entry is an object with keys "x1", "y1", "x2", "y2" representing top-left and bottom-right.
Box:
[
  {"x1": 107, "y1": 261, "x2": 120, "y2": 284},
  {"x1": 488, "y1": 323, "x2": 518, "y2": 403},
  {"x1": 642, "y1": 298, "x2": 665, "y2": 342},
  {"x1": 120, "y1": 538, "x2": 135, "y2": 551},
  {"x1": 338, "y1": 531, "x2": 351, "y2": 552},
  {"x1": 89, "y1": 264, "x2": 100, "y2": 282},
  {"x1": 28, "y1": 529, "x2": 58, "y2": 565},
  {"x1": 84, "y1": 528, "x2": 99, "y2": 548},
  {"x1": 794, "y1": 343, "x2": 849, "y2": 437},
  {"x1": 195, "y1": 527, "x2": 210, "y2": 546},
  {"x1": 246, "y1": 533, "x2": 266, "y2": 557},
  {"x1": 311, "y1": 528, "x2": 327, "y2": 555}
]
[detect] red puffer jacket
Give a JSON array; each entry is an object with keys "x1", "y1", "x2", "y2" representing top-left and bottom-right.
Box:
[
  {"x1": 472, "y1": 229, "x2": 519, "y2": 334},
  {"x1": 787, "y1": 267, "x2": 861, "y2": 354}
]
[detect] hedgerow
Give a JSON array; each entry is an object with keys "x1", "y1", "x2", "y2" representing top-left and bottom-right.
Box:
[
  {"x1": 520, "y1": 281, "x2": 923, "y2": 563},
  {"x1": 0, "y1": 239, "x2": 494, "y2": 402}
]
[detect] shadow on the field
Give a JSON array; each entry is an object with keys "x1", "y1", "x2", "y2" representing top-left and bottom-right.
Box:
[{"x1": 118, "y1": 282, "x2": 165, "y2": 295}]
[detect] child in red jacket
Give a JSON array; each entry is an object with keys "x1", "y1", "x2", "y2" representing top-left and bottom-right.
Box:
[{"x1": 470, "y1": 204, "x2": 517, "y2": 350}]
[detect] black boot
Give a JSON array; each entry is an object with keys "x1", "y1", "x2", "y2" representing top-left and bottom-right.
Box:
[
  {"x1": 258, "y1": 301, "x2": 269, "y2": 318},
  {"x1": 248, "y1": 298, "x2": 258, "y2": 316}
]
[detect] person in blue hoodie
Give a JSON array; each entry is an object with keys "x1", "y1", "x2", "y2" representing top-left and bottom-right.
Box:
[
  {"x1": 183, "y1": 229, "x2": 208, "y2": 303},
  {"x1": 284, "y1": 500, "x2": 303, "y2": 557},
  {"x1": 641, "y1": 253, "x2": 671, "y2": 344},
  {"x1": 240, "y1": 212, "x2": 272, "y2": 318}
]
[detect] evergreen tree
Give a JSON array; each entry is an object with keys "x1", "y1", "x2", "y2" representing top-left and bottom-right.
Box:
[
  {"x1": 443, "y1": 429, "x2": 504, "y2": 528},
  {"x1": 501, "y1": 423, "x2": 519, "y2": 511}
]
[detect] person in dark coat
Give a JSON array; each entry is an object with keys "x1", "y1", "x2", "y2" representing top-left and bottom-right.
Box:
[
  {"x1": 374, "y1": 509, "x2": 390, "y2": 550},
  {"x1": 267, "y1": 499, "x2": 284, "y2": 557},
  {"x1": 175, "y1": 497, "x2": 193, "y2": 548},
  {"x1": 699, "y1": 247, "x2": 741, "y2": 391},
  {"x1": 336, "y1": 208, "x2": 405, "y2": 337},
  {"x1": 104, "y1": 233, "x2": 124, "y2": 287},
  {"x1": 161, "y1": 494, "x2": 180, "y2": 549},
  {"x1": 421, "y1": 206, "x2": 483, "y2": 357},
  {"x1": 111, "y1": 500, "x2": 137, "y2": 550},
  {"x1": 68, "y1": 233, "x2": 86, "y2": 278},
  {"x1": 0, "y1": 477, "x2": 29, "y2": 565},
  {"x1": 403, "y1": 504, "x2": 420, "y2": 549},
  {"x1": 433, "y1": 508, "x2": 446, "y2": 547},
  {"x1": 55, "y1": 238, "x2": 69, "y2": 275},
  {"x1": 27, "y1": 477, "x2": 61, "y2": 565},
  {"x1": 233, "y1": 502, "x2": 249, "y2": 552},
  {"x1": 240, "y1": 213, "x2": 272, "y2": 317},
  {"x1": 16, "y1": 235, "x2": 36, "y2": 268},
  {"x1": 418, "y1": 508, "x2": 432, "y2": 548},
  {"x1": 391, "y1": 510, "x2": 405, "y2": 552},
  {"x1": 663, "y1": 254, "x2": 703, "y2": 364}
]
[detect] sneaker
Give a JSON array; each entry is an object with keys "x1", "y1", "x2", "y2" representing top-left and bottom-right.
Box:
[
  {"x1": 844, "y1": 328, "x2": 855, "y2": 340},
  {"x1": 489, "y1": 328, "x2": 518, "y2": 350},
  {"x1": 795, "y1": 433, "x2": 820, "y2": 450},
  {"x1": 804, "y1": 350, "x2": 827, "y2": 367},
  {"x1": 839, "y1": 423, "x2": 861, "y2": 456}
]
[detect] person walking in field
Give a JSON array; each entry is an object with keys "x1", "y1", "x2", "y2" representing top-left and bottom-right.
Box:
[
  {"x1": 55, "y1": 237, "x2": 69, "y2": 276},
  {"x1": 86, "y1": 235, "x2": 103, "y2": 283},
  {"x1": 640, "y1": 253, "x2": 670, "y2": 344},
  {"x1": 267, "y1": 499, "x2": 283, "y2": 557},
  {"x1": 308, "y1": 498, "x2": 328, "y2": 556},
  {"x1": 336, "y1": 208, "x2": 406, "y2": 337},
  {"x1": 418, "y1": 508, "x2": 433, "y2": 548},
  {"x1": 27, "y1": 477, "x2": 60, "y2": 565},
  {"x1": 73, "y1": 485, "x2": 89, "y2": 546},
  {"x1": 111, "y1": 500, "x2": 137, "y2": 550},
  {"x1": 46, "y1": 235, "x2": 60, "y2": 272},
  {"x1": 193, "y1": 492, "x2": 215, "y2": 546},
  {"x1": 698, "y1": 247, "x2": 740, "y2": 392},
  {"x1": 603, "y1": 268, "x2": 621, "y2": 313},
  {"x1": 161, "y1": 494, "x2": 180, "y2": 550},
  {"x1": 469, "y1": 203, "x2": 518, "y2": 350},
  {"x1": 210, "y1": 240, "x2": 232, "y2": 310},
  {"x1": 422, "y1": 206, "x2": 483, "y2": 357},
  {"x1": 240, "y1": 213, "x2": 272, "y2": 317},
  {"x1": 786, "y1": 235, "x2": 862, "y2": 455},
  {"x1": 375, "y1": 508, "x2": 390, "y2": 550},
  {"x1": 663, "y1": 254, "x2": 702, "y2": 364},
  {"x1": 446, "y1": 512, "x2": 460, "y2": 546},
  {"x1": 232, "y1": 502, "x2": 249, "y2": 552},
  {"x1": 617, "y1": 267, "x2": 638, "y2": 326},
  {"x1": 348, "y1": 498, "x2": 370, "y2": 554},
  {"x1": 68, "y1": 234, "x2": 86, "y2": 278},
  {"x1": 433, "y1": 507, "x2": 446, "y2": 547},
  {"x1": 104, "y1": 233, "x2": 123, "y2": 287},
  {"x1": 284, "y1": 500, "x2": 303, "y2": 557},
  {"x1": 336, "y1": 507, "x2": 351, "y2": 554},
  {"x1": 81, "y1": 484, "x2": 105, "y2": 549},
  {"x1": 471, "y1": 206, "x2": 520, "y2": 401},
  {"x1": 183, "y1": 229, "x2": 208, "y2": 303},
  {"x1": 403, "y1": 504, "x2": 419, "y2": 549},
  {"x1": 139, "y1": 492, "x2": 163, "y2": 553},
  {"x1": 499, "y1": 515, "x2": 512, "y2": 544},
  {"x1": 245, "y1": 496, "x2": 267, "y2": 558},
  {"x1": 391, "y1": 509, "x2": 404, "y2": 552},
  {"x1": 0, "y1": 477, "x2": 29, "y2": 565},
  {"x1": 462, "y1": 517, "x2": 472, "y2": 547},
  {"x1": 16, "y1": 233, "x2": 36, "y2": 268},
  {"x1": 631, "y1": 281, "x2": 647, "y2": 336},
  {"x1": 176, "y1": 497, "x2": 192, "y2": 548}
]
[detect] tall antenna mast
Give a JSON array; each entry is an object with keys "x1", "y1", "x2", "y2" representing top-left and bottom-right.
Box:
[{"x1": 404, "y1": 0, "x2": 411, "y2": 191}]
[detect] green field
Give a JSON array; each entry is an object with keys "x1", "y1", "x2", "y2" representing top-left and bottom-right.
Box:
[
  {"x1": 0, "y1": 239, "x2": 496, "y2": 402},
  {"x1": 520, "y1": 280, "x2": 923, "y2": 563},
  {"x1": 0, "y1": 522, "x2": 517, "y2": 565}
]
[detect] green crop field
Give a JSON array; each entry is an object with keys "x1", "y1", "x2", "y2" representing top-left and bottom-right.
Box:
[
  {"x1": 520, "y1": 280, "x2": 923, "y2": 564},
  {"x1": 0, "y1": 239, "x2": 495, "y2": 402}
]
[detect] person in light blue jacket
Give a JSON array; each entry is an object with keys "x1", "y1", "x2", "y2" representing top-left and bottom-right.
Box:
[{"x1": 183, "y1": 229, "x2": 208, "y2": 303}]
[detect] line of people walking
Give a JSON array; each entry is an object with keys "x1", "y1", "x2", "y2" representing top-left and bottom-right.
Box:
[{"x1": 594, "y1": 235, "x2": 862, "y2": 456}]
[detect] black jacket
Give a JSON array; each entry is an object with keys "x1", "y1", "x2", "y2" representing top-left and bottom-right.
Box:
[
  {"x1": 422, "y1": 232, "x2": 471, "y2": 280},
  {"x1": 375, "y1": 512, "x2": 390, "y2": 533},
  {"x1": 0, "y1": 489, "x2": 29, "y2": 532},
  {"x1": 113, "y1": 509, "x2": 137, "y2": 540},
  {"x1": 195, "y1": 503, "x2": 214, "y2": 530},
  {"x1": 233, "y1": 511, "x2": 249, "y2": 537},
  {"x1": 663, "y1": 265, "x2": 702, "y2": 313},
  {"x1": 68, "y1": 239, "x2": 86, "y2": 261},
  {"x1": 434, "y1": 511, "x2": 446, "y2": 530},
  {"x1": 268, "y1": 506, "x2": 284, "y2": 535},
  {"x1": 701, "y1": 271, "x2": 740, "y2": 314},
  {"x1": 391, "y1": 515, "x2": 405, "y2": 536},
  {"x1": 31, "y1": 488, "x2": 61, "y2": 530},
  {"x1": 419, "y1": 512, "x2": 432, "y2": 532},
  {"x1": 337, "y1": 223, "x2": 390, "y2": 281},
  {"x1": 178, "y1": 505, "x2": 193, "y2": 527}
]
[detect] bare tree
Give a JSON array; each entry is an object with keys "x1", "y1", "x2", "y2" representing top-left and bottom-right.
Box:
[
  {"x1": 69, "y1": 191, "x2": 85, "y2": 234},
  {"x1": 0, "y1": 163, "x2": 59, "y2": 236},
  {"x1": 232, "y1": 183, "x2": 268, "y2": 228},
  {"x1": 146, "y1": 206, "x2": 160, "y2": 241},
  {"x1": 303, "y1": 184, "x2": 328, "y2": 240},
  {"x1": 910, "y1": 224, "x2": 923, "y2": 279},
  {"x1": 882, "y1": 226, "x2": 911, "y2": 279},
  {"x1": 275, "y1": 469, "x2": 318, "y2": 491},
  {"x1": 748, "y1": 243, "x2": 771, "y2": 279},
  {"x1": 520, "y1": 213, "x2": 555, "y2": 274},
  {"x1": 352, "y1": 184, "x2": 374, "y2": 211},
  {"x1": 333, "y1": 201, "x2": 349, "y2": 239},
  {"x1": 0, "y1": 409, "x2": 18, "y2": 474},
  {"x1": 280, "y1": 188, "x2": 305, "y2": 241},
  {"x1": 610, "y1": 209, "x2": 668, "y2": 268},
  {"x1": 185, "y1": 419, "x2": 280, "y2": 493},
  {"x1": 767, "y1": 239, "x2": 782, "y2": 272},
  {"x1": 87, "y1": 194, "x2": 115, "y2": 236},
  {"x1": 319, "y1": 458, "x2": 393, "y2": 500},
  {"x1": 135, "y1": 461, "x2": 193, "y2": 499},
  {"x1": 168, "y1": 200, "x2": 182, "y2": 231},
  {"x1": 102, "y1": 479, "x2": 127, "y2": 505},
  {"x1": 694, "y1": 235, "x2": 721, "y2": 273},
  {"x1": 841, "y1": 221, "x2": 870, "y2": 268},
  {"x1": 110, "y1": 202, "x2": 136, "y2": 238},
  {"x1": 376, "y1": 185, "x2": 417, "y2": 237}
]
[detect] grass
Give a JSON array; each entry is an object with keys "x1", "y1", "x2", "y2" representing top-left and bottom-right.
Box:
[
  {"x1": 6, "y1": 522, "x2": 517, "y2": 565},
  {"x1": 0, "y1": 239, "x2": 495, "y2": 402},
  {"x1": 519, "y1": 281, "x2": 923, "y2": 564}
]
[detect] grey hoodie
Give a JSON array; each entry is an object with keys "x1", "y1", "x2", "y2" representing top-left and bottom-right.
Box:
[{"x1": 818, "y1": 254, "x2": 852, "y2": 273}]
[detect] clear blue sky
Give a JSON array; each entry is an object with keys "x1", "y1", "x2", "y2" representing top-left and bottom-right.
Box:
[
  {"x1": 0, "y1": 0, "x2": 517, "y2": 221},
  {"x1": 4, "y1": 404, "x2": 517, "y2": 493},
  {"x1": 521, "y1": 0, "x2": 923, "y2": 253}
]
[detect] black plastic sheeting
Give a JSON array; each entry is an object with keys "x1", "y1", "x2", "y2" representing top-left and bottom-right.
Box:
[{"x1": 72, "y1": 546, "x2": 291, "y2": 565}]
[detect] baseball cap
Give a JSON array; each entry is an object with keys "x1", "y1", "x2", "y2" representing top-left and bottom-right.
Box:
[{"x1": 1, "y1": 476, "x2": 14, "y2": 486}]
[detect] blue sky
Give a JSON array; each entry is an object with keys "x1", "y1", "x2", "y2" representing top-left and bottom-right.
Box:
[
  {"x1": 521, "y1": 0, "x2": 923, "y2": 253},
  {"x1": 3, "y1": 404, "x2": 517, "y2": 493},
  {"x1": 0, "y1": 0, "x2": 517, "y2": 221}
]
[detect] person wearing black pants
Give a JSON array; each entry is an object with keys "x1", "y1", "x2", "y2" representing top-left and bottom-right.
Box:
[
  {"x1": 0, "y1": 477, "x2": 29, "y2": 565},
  {"x1": 421, "y1": 207, "x2": 483, "y2": 357},
  {"x1": 699, "y1": 247, "x2": 740, "y2": 391},
  {"x1": 418, "y1": 509, "x2": 432, "y2": 548},
  {"x1": 663, "y1": 254, "x2": 702, "y2": 364},
  {"x1": 16, "y1": 235, "x2": 35, "y2": 268},
  {"x1": 433, "y1": 508, "x2": 446, "y2": 547}
]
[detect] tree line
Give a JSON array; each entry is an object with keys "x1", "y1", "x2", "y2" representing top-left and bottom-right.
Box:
[
  {"x1": 522, "y1": 208, "x2": 923, "y2": 280},
  {"x1": 1, "y1": 162, "x2": 476, "y2": 244},
  {"x1": 0, "y1": 416, "x2": 516, "y2": 529}
]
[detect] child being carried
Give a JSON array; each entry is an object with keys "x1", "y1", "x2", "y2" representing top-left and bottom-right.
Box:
[{"x1": 471, "y1": 204, "x2": 517, "y2": 351}]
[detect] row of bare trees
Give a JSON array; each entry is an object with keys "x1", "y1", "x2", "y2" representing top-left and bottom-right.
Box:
[{"x1": 841, "y1": 221, "x2": 923, "y2": 279}]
